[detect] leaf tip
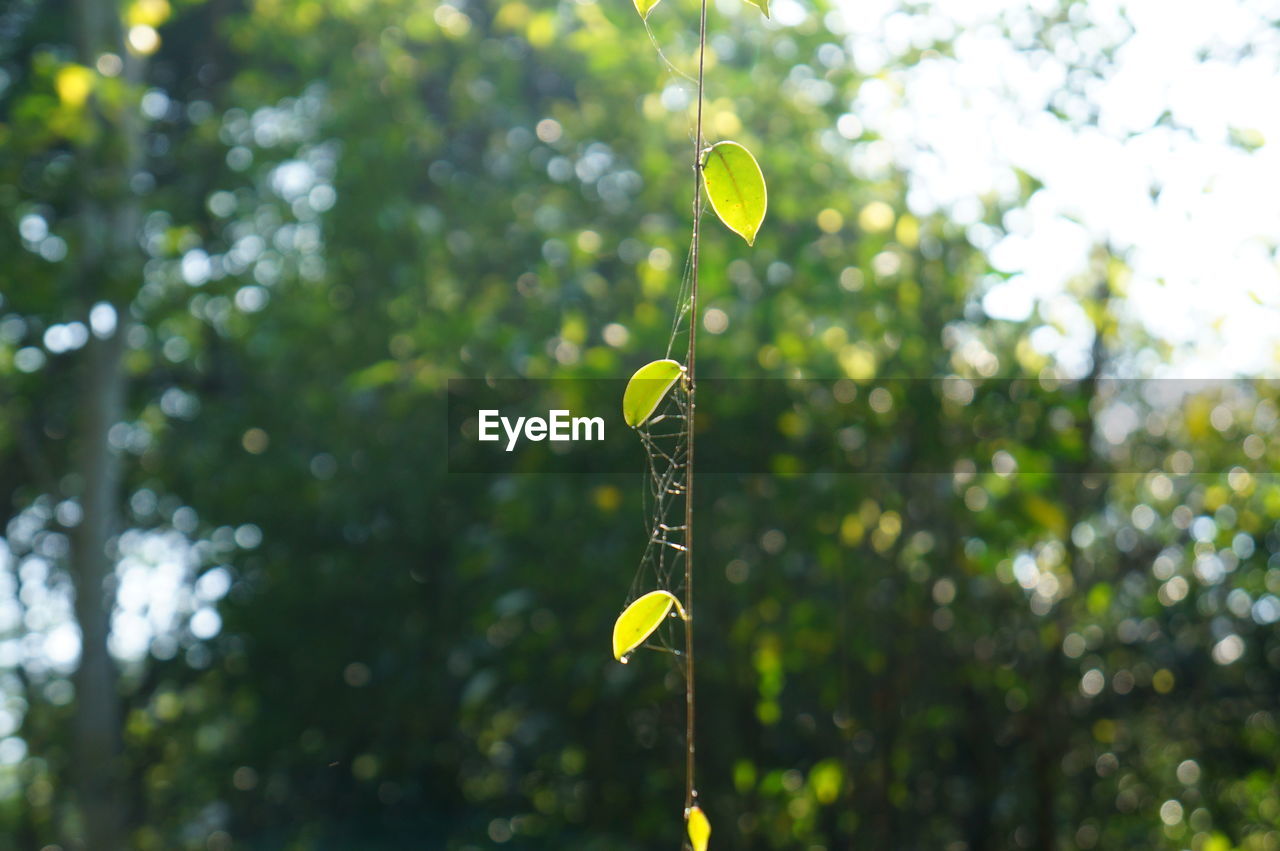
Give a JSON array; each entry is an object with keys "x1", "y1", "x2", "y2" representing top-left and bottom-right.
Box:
[{"x1": 687, "y1": 805, "x2": 711, "y2": 851}]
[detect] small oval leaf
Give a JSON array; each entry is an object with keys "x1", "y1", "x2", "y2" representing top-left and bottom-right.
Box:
[
  {"x1": 701, "y1": 141, "x2": 767, "y2": 246},
  {"x1": 634, "y1": 0, "x2": 660, "y2": 18},
  {"x1": 612, "y1": 590, "x2": 683, "y2": 661},
  {"x1": 622, "y1": 359, "x2": 684, "y2": 428},
  {"x1": 742, "y1": 0, "x2": 769, "y2": 17},
  {"x1": 687, "y1": 805, "x2": 711, "y2": 851}
]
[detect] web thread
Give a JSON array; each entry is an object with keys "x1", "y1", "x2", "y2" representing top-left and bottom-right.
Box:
[{"x1": 624, "y1": 233, "x2": 699, "y2": 660}]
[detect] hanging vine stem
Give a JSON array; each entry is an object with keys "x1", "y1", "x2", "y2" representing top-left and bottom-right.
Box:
[
  {"x1": 683, "y1": 0, "x2": 708, "y2": 820},
  {"x1": 614, "y1": 0, "x2": 767, "y2": 845}
]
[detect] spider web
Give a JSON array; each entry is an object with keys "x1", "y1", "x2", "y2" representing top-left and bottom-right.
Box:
[
  {"x1": 622, "y1": 237, "x2": 698, "y2": 660},
  {"x1": 618, "y1": 22, "x2": 709, "y2": 660}
]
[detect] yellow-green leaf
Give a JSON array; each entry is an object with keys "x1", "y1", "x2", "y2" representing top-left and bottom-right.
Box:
[
  {"x1": 742, "y1": 0, "x2": 769, "y2": 17},
  {"x1": 622, "y1": 359, "x2": 684, "y2": 428},
  {"x1": 612, "y1": 590, "x2": 684, "y2": 661},
  {"x1": 634, "y1": 0, "x2": 660, "y2": 18},
  {"x1": 687, "y1": 805, "x2": 711, "y2": 851},
  {"x1": 701, "y1": 141, "x2": 767, "y2": 246}
]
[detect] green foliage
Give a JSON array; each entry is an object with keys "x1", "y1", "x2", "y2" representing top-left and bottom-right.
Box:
[
  {"x1": 702, "y1": 141, "x2": 768, "y2": 246},
  {"x1": 612, "y1": 590, "x2": 684, "y2": 661},
  {"x1": 634, "y1": 0, "x2": 662, "y2": 20},
  {"x1": 621, "y1": 359, "x2": 684, "y2": 428},
  {"x1": 1, "y1": 0, "x2": 1278, "y2": 849}
]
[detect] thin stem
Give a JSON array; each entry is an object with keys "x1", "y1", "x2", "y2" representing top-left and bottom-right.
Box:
[{"x1": 684, "y1": 0, "x2": 708, "y2": 820}]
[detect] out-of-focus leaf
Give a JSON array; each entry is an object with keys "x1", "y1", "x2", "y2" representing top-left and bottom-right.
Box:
[
  {"x1": 687, "y1": 805, "x2": 711, "y2": 851},
  {"x1": 54, "y1": 65, "x2": 94, "y2": 108},
  {"x1": 347, "y1": 360, "x2": 400, "y2": 390}
]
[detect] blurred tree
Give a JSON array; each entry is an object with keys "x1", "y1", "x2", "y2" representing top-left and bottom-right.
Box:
[
  {"x1": 0, "y1": 0, "x2": 1278, "y2": 849},
  {"x1": 64, "y1": 0, "x2": 147, "y2": 845}
]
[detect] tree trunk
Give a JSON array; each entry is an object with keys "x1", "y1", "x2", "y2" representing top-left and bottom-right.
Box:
[
  {"x1": 69, "y1": 0, "x2": 143, "y2": 845},
  {"x1": 1033, "y1": 273, "x2": 1111, "y2": 851},
  {"x1": 70, "y1": 326, "x2": 128, "y2": 849}
]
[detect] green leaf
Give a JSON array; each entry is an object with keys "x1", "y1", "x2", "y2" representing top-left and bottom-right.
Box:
[
  {"x1": 742, "y1": 0, "x2": 769, "y2": 17},
  {"x1": 622, "y1": 359, "x2": 684, "y2": 428},
  {"x1": 612, "y1": 590, "x2": 684, "y2": 661},
  {"x1": 701, "y1": 141, "x2": 767, "y2": 246},
  {"x1": 687, "y1": 805, "x2": 711, "y2": 851},
  {"x1": 347, "y1": 359, "x2": 401, "y2": 391},
  {"x1": 634, "y1": 0, "x2": 660, "y2": 18}
]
